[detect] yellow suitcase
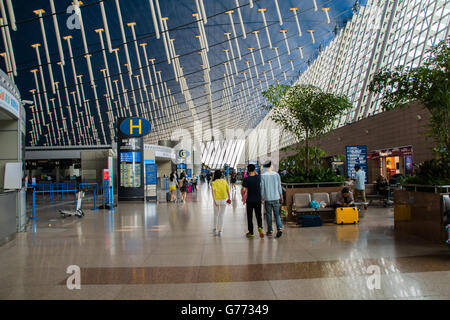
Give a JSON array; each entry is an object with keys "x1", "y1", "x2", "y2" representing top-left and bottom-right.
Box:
[
  {"x1": 336, "y1": 207, "x2": 359, "y2": 224},
  {"x1": 394, "y1": 204, "x2": 411, "y2": 221}
]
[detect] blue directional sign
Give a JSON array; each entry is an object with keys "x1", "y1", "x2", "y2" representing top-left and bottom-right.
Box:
[
  {"x1": 145, "y1": 162, "x2": 157, "y2": 185},
  {"x1": 119, "y1": 118, "x2": 151, "y2": 137},
  {"x1": 346, "y1": 145, "x2": 368, "y2": 183},
  {"x1": 120, "y1": 152, "x2": 141, "y2": 163}
]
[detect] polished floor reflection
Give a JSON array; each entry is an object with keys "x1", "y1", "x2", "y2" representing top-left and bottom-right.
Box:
[{"x1": 0, "y1": 184, "x2": 449, "y2": 300}]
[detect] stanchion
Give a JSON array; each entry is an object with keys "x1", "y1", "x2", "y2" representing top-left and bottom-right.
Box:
[
  {"x1": 94, "y1": 183, "x2": 97, "y2": 211},
  {"x1": 30, "y1": 187, "x2": 38, "y2": 220}
]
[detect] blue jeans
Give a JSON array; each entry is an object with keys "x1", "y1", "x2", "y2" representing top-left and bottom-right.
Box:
[{"x1": 264, "y1": 200, "x2": 283, "y2": 233}]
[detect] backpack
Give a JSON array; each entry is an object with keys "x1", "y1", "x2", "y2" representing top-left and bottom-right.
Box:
[{"x1": 309, "y1": 200, "x2": 319, "y2": 209}]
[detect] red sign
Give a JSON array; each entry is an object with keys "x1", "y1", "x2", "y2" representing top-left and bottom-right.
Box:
[
  {"x1": 103, "y1": 170, "x2": 109, "y2": 180},
  {"x1": 368, "y1": 146, "x2": 413, "y2": 159}
]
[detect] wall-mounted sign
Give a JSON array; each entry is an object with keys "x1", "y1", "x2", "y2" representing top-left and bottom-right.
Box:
[
  {"x1": 367, "y1": 145, "x2": 413, "y2": 159},
  {"x1": 178, "y1": 150, "x2": 190, "y2": 158},
  {"x1": 0, "y1": 85, "x2": 20, "y2": 119},
  {"x1": 177, "y1": 163, "x2": 187, "y2": 169},
  {"x1": 119, "y1": 118, "x2": 151, "y2": 137},
  {"x1": 144, "y1": 161, "x2": 157, "y2": 185},
  {"x1": 144, "y1": 144, "x2": 175, "y2": 159}
]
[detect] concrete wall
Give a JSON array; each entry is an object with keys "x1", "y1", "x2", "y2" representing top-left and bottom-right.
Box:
[
  {"x1": 280, "y1": 102, "x2": 435, "y2": 181},
  {"x1": 81, "y1": 150, "x2": 109, "y2": 184},
  {"x1": 157, "y1": 160, "x2": 172, "y2": 178},
  {"x1": 0, "y1": 120, "x2": 19, "y2": 244},
  {"x1": 0, "y1": 120, "x2": 18, "y2": 191}
]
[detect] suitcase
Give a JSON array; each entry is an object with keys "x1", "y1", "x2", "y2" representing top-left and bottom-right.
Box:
[
  {"x1": 335, "y1": 207, "x2": 359, "y2": 224},
  {"x1": 166, "y1": 191, "x2": 171, "y2": 202},
  {"x1": 157, "y1": 190, "x2": 168, "y2": 203},
  {"x1": 394, "y1": 204, "x2": 411, "y2": 221},
  {"x1": 300, "y1": 215, "x2": 322, "y2": 227},
  {"x1": 187, "y1": 185, "x2": 192, "y2": 193}
]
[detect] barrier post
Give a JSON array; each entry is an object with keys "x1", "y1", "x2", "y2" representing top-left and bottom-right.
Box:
[
  {"x1": 94, "y1": 183, "x2": 97, "y2": 211},
  {"x1": 30, "y1": 187, "x2": 38, "y2": 220}
]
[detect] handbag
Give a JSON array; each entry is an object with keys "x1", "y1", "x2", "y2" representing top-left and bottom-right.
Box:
[{"x1": 309, "y1": 200, "x2": 319, "y2": 209}]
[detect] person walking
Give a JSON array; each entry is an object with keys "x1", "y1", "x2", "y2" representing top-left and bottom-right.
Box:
[
  {"x1": 230, "y1": 171, "x2": 237, "y2": 192},
  {"x1": 168, "y1": 172, "x2": 177, "y2": 202},
  {"x1": 354, "y1": 165, "x2": 368, "y2": 210},
  {"x1": 206, "y1": 172, "x2": 211, "y2": 186},
  {"x1": 211, "y1": 170, "x2": 231, "y2": 237},
  {"x1": 260, "y1": 160, "x2": 284, "y2": 238},
  {"x1": 178, "y1": 172, "x2": 188, "y2": 203},
  {"x1": 242, "y1": 164, "x2": 264, "y2": 239}
]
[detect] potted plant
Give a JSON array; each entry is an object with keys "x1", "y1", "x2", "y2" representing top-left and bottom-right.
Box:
[{"x1": 263, "y1": 84, "x2": 353, "y2": 171}]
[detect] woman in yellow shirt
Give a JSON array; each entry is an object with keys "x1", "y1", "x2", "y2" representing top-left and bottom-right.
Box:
[{"x1": 211, "y1": 170, "x2": 231, "y2": 236}]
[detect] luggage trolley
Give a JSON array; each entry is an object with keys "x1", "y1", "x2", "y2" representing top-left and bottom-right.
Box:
[{"x1": 59, "y1": 190, "x2": 85, "y2": 218}]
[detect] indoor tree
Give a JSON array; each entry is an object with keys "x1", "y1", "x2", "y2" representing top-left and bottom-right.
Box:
[
  {"x1": 369, "y1": 38, "x2": 449, "y2": 184},
  {"x1": 263, "y1": 84, "x2": 353, "y2": 171}
]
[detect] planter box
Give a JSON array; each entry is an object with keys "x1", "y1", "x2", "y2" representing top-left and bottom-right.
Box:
[
  {"x1": 394, "y1": 189, "x2": 448, "y2": 243},
  {"x1": 282, "y1": 182, "x2": 344, "y2": 222}
]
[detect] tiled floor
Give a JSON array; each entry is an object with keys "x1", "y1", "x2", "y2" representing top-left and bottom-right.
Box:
[{"x1": 0, "y1": 184, "x2": 449, "y2": 300}]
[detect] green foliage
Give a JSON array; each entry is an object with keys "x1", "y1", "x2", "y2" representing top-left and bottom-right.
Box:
[
  {"x1": 281, "y1": 167, "x2": 345, "y2": 184},
  {"x1": 263, "y1": 84, "x2": 353, "y2": 170},
  {"x1": 403, "y1": 159, "x2": 450, "y2": 186},
  {"x1": 263, "y1": 84, "x2": 353, "y2": 142},
  {"x1": 279, "y1": 147, "x2": 343, "y2": 183},
  {"x1": 280, "y1": 146, "x2": 328, "y2": 170},
  {"x1": 369, "y1": 39, "x2": 450, "y2": 163},
  {"x1": 334, "y1": 154, "x2": 346, "y2": 162}
]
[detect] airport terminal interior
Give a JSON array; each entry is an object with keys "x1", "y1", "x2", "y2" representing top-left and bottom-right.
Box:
[{"x1": 0, "y1": 0, "x2": 449, "y2": 301}]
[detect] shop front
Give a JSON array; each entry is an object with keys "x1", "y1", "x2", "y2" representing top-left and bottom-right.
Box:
[{"x1": 367, "y1": 146, "x2": 414, "y2": 182}]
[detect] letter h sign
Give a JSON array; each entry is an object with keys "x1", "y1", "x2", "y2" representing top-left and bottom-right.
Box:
[{"x1": 130, "y1": 119, "x2": 142, "y2": 135}]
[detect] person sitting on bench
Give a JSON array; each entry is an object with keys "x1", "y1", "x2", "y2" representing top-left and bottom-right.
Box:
[
  {"x1": 376, "y1": 175, "x2": 389, "y2": 198},
  {"x1": 335, "y1": 188, "x2": 356, "y2": 208}
]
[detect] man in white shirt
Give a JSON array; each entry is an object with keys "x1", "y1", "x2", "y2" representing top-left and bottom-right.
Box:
[
  {"x1": 261, "y1": 160, "x2": 284, "y2": 238},
  {"x1": 354, "y1": 165, "x2": 368, "y2": 210}
]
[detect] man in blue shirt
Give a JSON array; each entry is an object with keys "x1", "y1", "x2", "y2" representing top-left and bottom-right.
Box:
[
  {"x1": 354, "y1": 165, "x2": 368, "y2": 210},
  {"x1": 261, "y1": 160, "x2": 283, "y2": 238}
]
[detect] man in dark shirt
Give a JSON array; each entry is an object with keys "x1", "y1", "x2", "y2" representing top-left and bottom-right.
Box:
[
  {"x1": 242, "y1": 164, "x2": 264, "y2": 238},
  {"x1": 335, "y1": 188, "x2": 356, "y2": 208}
]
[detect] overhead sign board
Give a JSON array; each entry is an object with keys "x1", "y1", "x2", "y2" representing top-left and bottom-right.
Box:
[
  {"x1": 119, "y1": 118, "x2": 151, "y2": 137},
  {"x1": 144, "y1": 144, "x2": 176, "y2": 159}
]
